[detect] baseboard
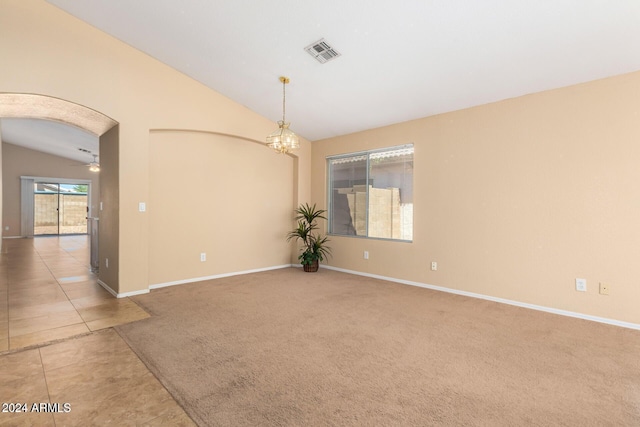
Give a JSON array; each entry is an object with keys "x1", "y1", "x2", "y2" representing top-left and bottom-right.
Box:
[
  {"x1": 149, "y1": 264, "x2": 294, "y2": 290},
  {"x1": 117, "y1": 288, "x2": 151, "y2": 298},
  {"x1": 97, "y1": 279, "x2": 118, "y2": 297},
  {"x1": 321, "y1": 265, "x2": 640, "y2": 331},
  {"x1": 98, "y1": 279, "x2": 150, "y2": 298}
]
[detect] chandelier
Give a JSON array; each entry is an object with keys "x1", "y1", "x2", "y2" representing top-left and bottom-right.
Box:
[{"x1": 266, "y1": 76, "x2": 299, "y2": 154}]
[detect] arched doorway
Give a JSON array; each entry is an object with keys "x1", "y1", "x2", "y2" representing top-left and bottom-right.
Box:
[{"x1": 0, "y1": 93, "x2": 119, "y2": 288}]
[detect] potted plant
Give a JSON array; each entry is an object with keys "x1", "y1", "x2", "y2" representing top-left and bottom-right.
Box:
[{"x1": 287, "y1": 203, "x2": 331, "y2": 272}]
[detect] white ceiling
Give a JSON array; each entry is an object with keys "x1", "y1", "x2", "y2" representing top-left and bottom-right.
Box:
[
  {"x1": 4, "y1": 1, "x2": 640, "y2": 159},
  {"x1": 1, "y1": 118, "x2": 98, "y2": 163}
]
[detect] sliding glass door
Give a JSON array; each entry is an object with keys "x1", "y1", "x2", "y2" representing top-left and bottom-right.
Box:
[{"x1": 34, "y1": 183, "x2": 89, "y2": 235}]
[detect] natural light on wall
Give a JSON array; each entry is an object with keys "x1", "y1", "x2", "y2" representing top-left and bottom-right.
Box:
[{"x1": 327, "y1": 144, "x2": 414, "y2": 241}]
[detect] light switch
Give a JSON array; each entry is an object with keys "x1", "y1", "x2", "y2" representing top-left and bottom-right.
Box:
[{"x1": 139, "y1": 202, "x2": 146, "y2": 212}]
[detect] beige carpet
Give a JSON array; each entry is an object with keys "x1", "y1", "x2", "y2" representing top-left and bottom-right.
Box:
[{"x1": 116, "y1": 268, "x2": 640, "y2": 426}]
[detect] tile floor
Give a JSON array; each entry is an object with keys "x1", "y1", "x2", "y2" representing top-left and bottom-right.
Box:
[
  {"x1": 0, "y1": 235, "x2": 149, "y2": 351},
  {"x1": 0, "y1": 236, "x2": 194, "y2": 426}
]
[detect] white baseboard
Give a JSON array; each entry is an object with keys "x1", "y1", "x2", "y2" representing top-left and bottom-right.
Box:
[
  {"x1": 321, "y1": 265, "x2": 640, "y2": 331},
  {"x1": 117, "y1": 288, "x2": 151, "y2": 298},
  {"x1": 98, "y1": 279, "x2": 150, "y2": 298},
  {"x1": 149, "y1": 264, "x2": 294, "y2": 290}
]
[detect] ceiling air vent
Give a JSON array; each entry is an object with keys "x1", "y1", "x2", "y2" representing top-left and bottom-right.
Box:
[{"x1": 304, "y1": 38, "x2": 341, "y2": 64}]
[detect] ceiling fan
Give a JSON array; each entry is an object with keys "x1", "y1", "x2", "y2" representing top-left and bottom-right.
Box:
[
  {"x1": 74, "y1": 148, "x2": 100, "y2": 172},
  {"x1": 86, "y1": 154, "x2": 100, "y2": 172}
]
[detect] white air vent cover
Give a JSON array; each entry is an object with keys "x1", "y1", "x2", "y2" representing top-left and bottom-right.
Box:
[{"x1": 304, "y1": 39, "x2": 341, "y2": 64}]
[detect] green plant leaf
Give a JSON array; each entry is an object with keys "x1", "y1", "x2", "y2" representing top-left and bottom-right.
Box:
[
  {"x1": 289, "y1": 203, "x2": 331, "y2": 266},
  {"x1": 295, "y1": 203, "x2": 327, "y2": 225}
]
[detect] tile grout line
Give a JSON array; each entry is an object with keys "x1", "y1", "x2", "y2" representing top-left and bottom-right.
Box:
[
  {"x1": 36, "y1": 238, "x2": 95, "y2": 334},
  {"x1": 4, "y1": 244, "x2": 18, "y2": 351},
  {"x1": 37, "y1": 346, "x2": 57, "y2": 426},
  {"x1": 2, "y1": 262, "x2": 8, "y2": 351},
  {"x1": 13, "y1": 239, "x2": 62, "y2": 351},
  {"x1": 7, "y1": 238, "x2": 88, "y2": 350},
  {"x1": 113, "y1": 326, "x2": 197, "y2": 425},
  {"x1": 4, "y1": 236, "x2": 149, "y2": 351}
]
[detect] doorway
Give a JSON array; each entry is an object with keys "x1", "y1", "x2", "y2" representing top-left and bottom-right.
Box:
[
  {"x1": 1, "y1": 93, "x2": 119, "y2": 292},
  {"x1": 34, "y1": 181, "x2": 90, "y2": 236}
]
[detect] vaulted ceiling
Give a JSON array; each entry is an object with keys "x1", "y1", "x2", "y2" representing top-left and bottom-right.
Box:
[{"x1": 4, "y1": 1, "x2": 640, "y2": 160}]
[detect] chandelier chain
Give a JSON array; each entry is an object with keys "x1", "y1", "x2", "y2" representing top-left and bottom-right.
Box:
[{"x1": 282, "y1": 79, "x2": 286, "y2": 123}]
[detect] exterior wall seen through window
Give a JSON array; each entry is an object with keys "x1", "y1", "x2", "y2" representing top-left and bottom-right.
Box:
[{"x1": 327, "y1": 145, "x2": 413, "y2": 241}]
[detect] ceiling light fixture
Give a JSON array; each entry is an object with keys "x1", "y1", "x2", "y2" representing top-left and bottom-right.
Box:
[
  {"x1": 88, "y1": 154, "x2": 100, "y2": 172},
  {"x1": 266, "y1": 76, "x2": 299, "y2": 154}
]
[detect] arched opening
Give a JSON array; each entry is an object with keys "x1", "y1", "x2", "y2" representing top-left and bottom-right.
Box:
[
  {"x1": 0, "y1": 93, "x2": 119, "y2": 292},
  {"x1": 0, "y1": 93, "x2": 117, "y2": 134}
]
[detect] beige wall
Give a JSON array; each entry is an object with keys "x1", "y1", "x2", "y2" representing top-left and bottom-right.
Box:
[
  {"x1": 5, "y1": 0, "x2": 636, "y2": 326},
  {"x1": 149, "y1": 131, "x2": 294, "y2": 285},
  {"x1": 2, "y1": 142, "x2": 99, "y2": 237},
  {"x1": 312, "y1": 71, "x2": 640, "y2": 325},
  {"x1": 0, "y1": 0, "x2": 311, "y2": 294}
]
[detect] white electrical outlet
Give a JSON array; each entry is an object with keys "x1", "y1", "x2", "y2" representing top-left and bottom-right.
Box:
[
  {"x1": 575, "y1": 278, "x2": 587, "y2": 292},
  {"x1": 105, "y1": 258, "x2": 109, "y2": 268},
  {"x1": 200, "y1": 253, "x2": 206, "y2": 262},
  {"x1": 363, "y1": 251, "x2": 369, "y2": 260},
  {"x1": 431, "y1": 261, "x2": 437, "y2": 271},
  {"x1": 139, "y1": 202, "x2": 146, "y2": 212}
]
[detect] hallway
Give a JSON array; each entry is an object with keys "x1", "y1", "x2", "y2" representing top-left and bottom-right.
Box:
[{"x1": 0, "y1": 235, "x2": 149, "y2": 351}]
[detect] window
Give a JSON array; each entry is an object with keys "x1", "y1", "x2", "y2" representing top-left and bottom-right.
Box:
[{"x1": 327, "y1": 144, "x2": 413, "y2": 241}]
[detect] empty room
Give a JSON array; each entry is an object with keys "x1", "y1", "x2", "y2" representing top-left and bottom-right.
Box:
[{"x1": 1, "y1": 1, "x2": 640, "y2": 425}]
